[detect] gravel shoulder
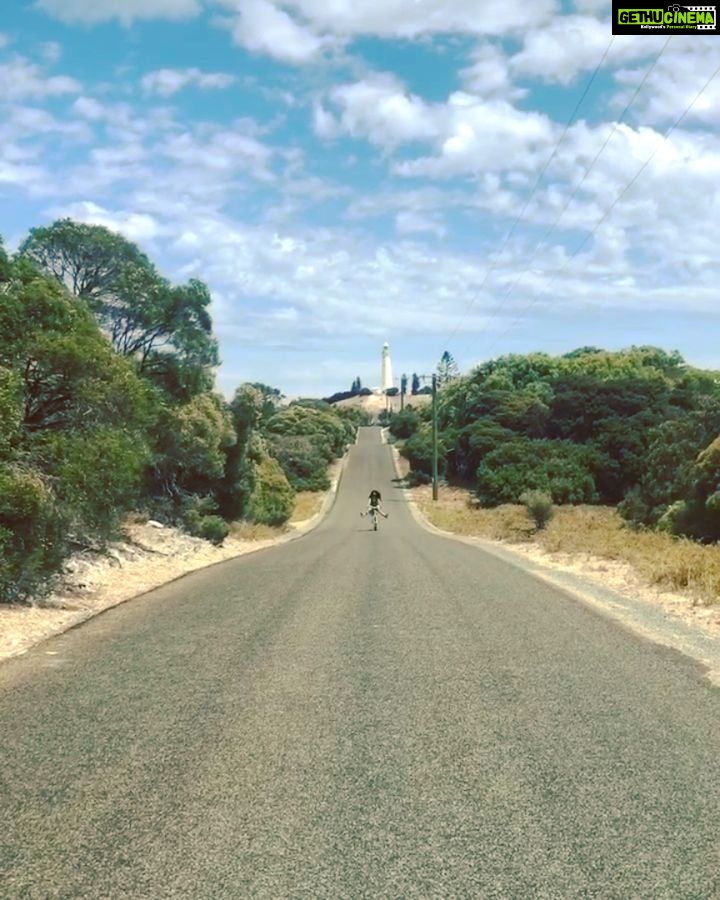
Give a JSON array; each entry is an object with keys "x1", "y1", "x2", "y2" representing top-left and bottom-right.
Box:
[{"x1": 0, "y1": 459, "x2": 345, "y2": 663}]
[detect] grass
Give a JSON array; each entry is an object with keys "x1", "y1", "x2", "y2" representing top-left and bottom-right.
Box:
[
  {"x1": 289, "y1": 491, "x2": 324, "y2": 524},
  {"x1": 414, "y1": 486, "x2": 720, "y2": 606},
  {"x1": 227, "y1": 490, "x2": 325, "y2": 540},
  {"x1": 228, "y1": 521, "x2": 286, "y2": 541}
]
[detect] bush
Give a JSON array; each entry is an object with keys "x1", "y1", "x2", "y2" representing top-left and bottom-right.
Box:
[
  {"x1": 247, "y1": 457, "x2": 295, "y2": 526},
  {"x1": 0, "y1": 466, "x2": 62, "y2": 603},
  {"x1": 520, "y1": 490, "x2": 554, "y2": 530},
  {"x1": 389, "y1": 408, "x2": 420, "y2": 440},
  {"x1": 268, "y1": 433, "x2": 331, "y2": 491},
  {"x1": 187, "y1": 513, "x2": 229, "y2": 545},
  {"x1": 181, "y1": 496, "x2": 229, "y2": 545},
  {"x1": 476, "y1": 439, "x2": 598, "y2": 507},
  {"x1": 406, "y1": 469, "x2": 431, "y2": 486}
]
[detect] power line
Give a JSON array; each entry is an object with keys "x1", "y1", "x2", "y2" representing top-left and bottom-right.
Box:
[
  {"x1": 442, "y1": 36, "x2": 616, "y2": 348},
  {"x1": 471, "y1": 37, "x2": 671, "y2": 360},
  {"x1": 481, "y1": 59, "x2": 720, "y2": 362}
]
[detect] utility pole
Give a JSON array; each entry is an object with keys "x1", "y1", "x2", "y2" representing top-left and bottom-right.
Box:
[{"x1": 431, "y1": 373, "x2": 438, "y2": 500}]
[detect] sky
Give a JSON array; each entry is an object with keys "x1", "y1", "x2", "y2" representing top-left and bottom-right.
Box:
[{"x1": 1, "y1": 1, "x2": 719, "y2": 398}]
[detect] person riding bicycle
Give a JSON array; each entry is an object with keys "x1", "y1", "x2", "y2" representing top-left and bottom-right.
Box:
[{"x1": 362, "y1": 489, "x2": 388, "y2": 518}]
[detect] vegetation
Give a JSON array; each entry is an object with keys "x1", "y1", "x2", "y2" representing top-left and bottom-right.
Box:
[
  {"x1": 415, "y1": 493, "x2": 720, "y2": 606},
  {"x1": 390, "y1": 346, "x2": 720, "y2": 548},
  {"x1": 0, "y1": 220, "x2": 356, "y2": 603}
]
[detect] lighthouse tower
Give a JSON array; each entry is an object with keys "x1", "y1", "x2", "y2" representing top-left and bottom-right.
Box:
[{"x1": 381, "y1": 342, "x2": 393, "y2": 392}]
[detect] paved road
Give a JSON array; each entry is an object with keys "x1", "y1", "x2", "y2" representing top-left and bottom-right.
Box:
[{"x1": 2, "y1": 427, "x2": 720, "y2": 898}]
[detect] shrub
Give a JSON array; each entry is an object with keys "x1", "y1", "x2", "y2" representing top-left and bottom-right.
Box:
[
  {"x1": 476, "y1": 439, "x2": 598, "y2": 507},
  {"x1": 0, "y1": 466, "x2": 62, "y2": 603},
  {"x1": 181, "y1": 496, "x2": 229, "y2": 545},
  {"x1": 520, "y1": 490, "x2": 554, "y2": 530},
  {"x1": 268, "y1": 433, "x2": 331, "y2": 491},
  {"x1": 389, "y1": 408, "x2": 420, "y2": 440},
  {"x1": 247, "y1": 456, "x2": 295, "y2": 526}
]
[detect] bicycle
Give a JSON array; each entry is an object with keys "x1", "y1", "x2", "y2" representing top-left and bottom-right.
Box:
[{"x1": 361, "y1": 507, "x2": 387, "y2": 531}]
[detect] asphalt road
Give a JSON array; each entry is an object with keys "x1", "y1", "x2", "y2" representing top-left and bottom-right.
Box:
[{"x1": 2, "y1": 427, "x2": 720, "y2": 899}]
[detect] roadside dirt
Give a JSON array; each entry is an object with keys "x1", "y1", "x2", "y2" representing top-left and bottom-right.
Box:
[{"x1": 407, "y1": 481, "x2": 720, "y2": 642}]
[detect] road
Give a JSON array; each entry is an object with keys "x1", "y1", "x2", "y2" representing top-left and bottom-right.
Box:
[{"x1": 2, "y1": 427, "x2": 720, "y2": 898}]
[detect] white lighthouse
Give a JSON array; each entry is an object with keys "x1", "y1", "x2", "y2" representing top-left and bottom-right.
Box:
[{"x1": 381, "y1": 342, "x2": 393, "y2": 392}]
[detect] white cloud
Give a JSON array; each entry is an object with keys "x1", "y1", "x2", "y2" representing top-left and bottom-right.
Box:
[
  {"x1": 321, "y1": 74, "x2": 556, "y2": 178},
  {"x1": 509, "y1": 17, "x2": 667, "y2": 85},
  {"x1": 159, "y1": 124, "x2": 275, "y2": 181},
  {"x1": 39, "y1": 41, "x2": 62, "y2": 63},
  {"x1": 35, "y1": 0, "x2": 202, "y2": 25},
  {"x1": 6, "y1": 105, "x2": 91, "y2": 141},
  {"x1": 141, "y1": 68, "x2": 237, "y2": 96},
  {"x1": 53, "y1": 200, "x2": 162, "y2": 243},
  {"x1": 395, "y1": 210, "x2": 445, "y2": 237},
  {"x1": 324, "y1": 74, "x2": 442, "y2": 147},
  {"x1": 0, "y1": 34, "x2": 10, "y2": 48},
  {"x1": 72, "y1": 96, "x2": 107, "y2": 119},
  {"x1": 0, "y1": 57, "x2": 81, "y2": 101},
  {"x1": 226, "y1": 0, "x2": 334, "y2": 64},
  {"x1": 312, "y1": 102, "x2": 337, "y2": 139},
  {"x1": 214, "y1": 0, "x2": 556, "y2": 63},
  {"x1": 612, "y1": 41, "x2": 720, "y2": 126},
  {"x1": 0, "y1": 159, "x2": 49, "y2": 193},
  {"x1": 460, "y1": 43, "x2": 526, "y2": 100}
]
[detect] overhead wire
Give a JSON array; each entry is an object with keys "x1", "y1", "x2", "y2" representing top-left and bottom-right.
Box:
[
  {"x1": 480, "y1": 58, "x2": 720, "y2": 362},
  {"x1": 441, "y1": 35, "x2": 617, "y2": 351},
  {"x1": 468, "y1": 36, "x2": 671, "y2": 361}
]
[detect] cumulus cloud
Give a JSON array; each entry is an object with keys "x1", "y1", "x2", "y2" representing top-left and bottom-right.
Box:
[
  {"x1": 225, "y1": 0, "x2": 334, "y2": 63},
  {"x1": 460, "y1": 43, "x2": 526, "y2": 100},
  {"x1": 213, "y1": 0, "x2": 556, "y2": 63},
  {"x1": 612, "y1": 41, "x2": 720, "y2": 126},
  {"x1": 323, "y1": 74, "x2": 442, "y2": 147},
  {"x1": 34, "y1": 0, "x2": 202, "y2": 25},
  {"x1": 323, "y1": 76, "x2": 553, "y2": 177},
  {"x1": 141, "y1": 68, "x2": 236, "y2": 96},
  {"x1": 0, "y1": 56, "x2": 81, "y2": 101},
  {"x1": 52, "y1": 200, "x2": 163, "y2": 243},
  {"x1": 509, "y1": 17, "x2": 668, "y2": 85},
  {"x1": 159, "y1": 124, "x2": 275, "y2": 181},
  {"x1": 72, "y1": 96, "x2": 107, "y2": 119}
]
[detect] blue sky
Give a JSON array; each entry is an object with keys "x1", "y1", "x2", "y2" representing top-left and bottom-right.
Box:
[{"x1": 1, "y1": 0, "x2": 719, "y2": 397}]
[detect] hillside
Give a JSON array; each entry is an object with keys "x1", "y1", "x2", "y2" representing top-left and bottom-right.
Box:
[{"x1": 332, "y1": 392, "x2": 431, "y2": 417}]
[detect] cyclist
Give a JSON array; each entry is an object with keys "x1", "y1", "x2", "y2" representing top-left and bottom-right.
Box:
[{"x1": 362, "y1": 489, "x2": 388, "y2": 519}]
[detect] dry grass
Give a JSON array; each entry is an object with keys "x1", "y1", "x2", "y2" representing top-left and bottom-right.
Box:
[
  {"x1": 290, "y1": 491, "x2": 324, "y2": 523},
  {"x1": 228, "y1": 521, "x2": 287, "y2": 541},
  {"x1": 414, "y1": 487, "x2": 720, "y2": 606}
]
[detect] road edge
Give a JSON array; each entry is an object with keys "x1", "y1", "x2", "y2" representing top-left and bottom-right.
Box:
[
  {"x1": 390, "y1": 446, "x2": 720, "y2": 685},
  {"x1": 0, "y1": 447, "x2": 352, "y2": 664}
]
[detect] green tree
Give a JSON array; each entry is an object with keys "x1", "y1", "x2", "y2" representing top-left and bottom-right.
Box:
[
  {"x1": 19, "y1": 218, "x2": 150, "y2": 303},
  {"x1": 411, "y1": 373, "x2": 420, "y2": 395},
  {"x1": 19, "y1": 219, "x2": 219, "y2": 400},
  {"x1": 437, "y1": 350, "x2": 460, "y2": 385},
  {"x1": 476, "y1": 439, "x2": 599, "y2": 506}
]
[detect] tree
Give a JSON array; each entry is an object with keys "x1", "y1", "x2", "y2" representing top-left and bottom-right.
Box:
[
  {"x1": 0, "y1": 237, "x2": 11, "y2": 283},
  {"x1": 476, "y1": 439, "x2": 599, "y2": 506},
  {"x1": 437, "y1": 350, "x2": 460, "y2": 385},
  {"x1": 411, "y1": 373, "x2": 421, "y2": 395},
  {"x1": 19, "y1": 218, "x2": 150, "y2": 303},
  {"x1": 19, "y1": 219, "x2": 219, "y2": 400},
  {"x1": 401, "y1": 373, "x2": 408, "y2": 396}
]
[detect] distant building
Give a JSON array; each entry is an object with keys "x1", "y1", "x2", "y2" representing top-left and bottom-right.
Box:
[{"x1": 381, "y1": 342, "x2": 393, "y2": 391}]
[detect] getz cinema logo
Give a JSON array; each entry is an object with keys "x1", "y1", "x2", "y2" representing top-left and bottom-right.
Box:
[{"x1": 613, "y1": 2, "x2": 719, "y2": 33}]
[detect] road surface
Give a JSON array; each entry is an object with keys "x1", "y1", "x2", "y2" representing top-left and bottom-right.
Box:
[{"x1": 2, "y1": 427, "x2": 720, "y2": 898}]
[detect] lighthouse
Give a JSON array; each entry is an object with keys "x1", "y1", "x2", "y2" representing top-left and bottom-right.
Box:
[{"x1": 381, "y1": 342, "x2": 393, "y2": 392}]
